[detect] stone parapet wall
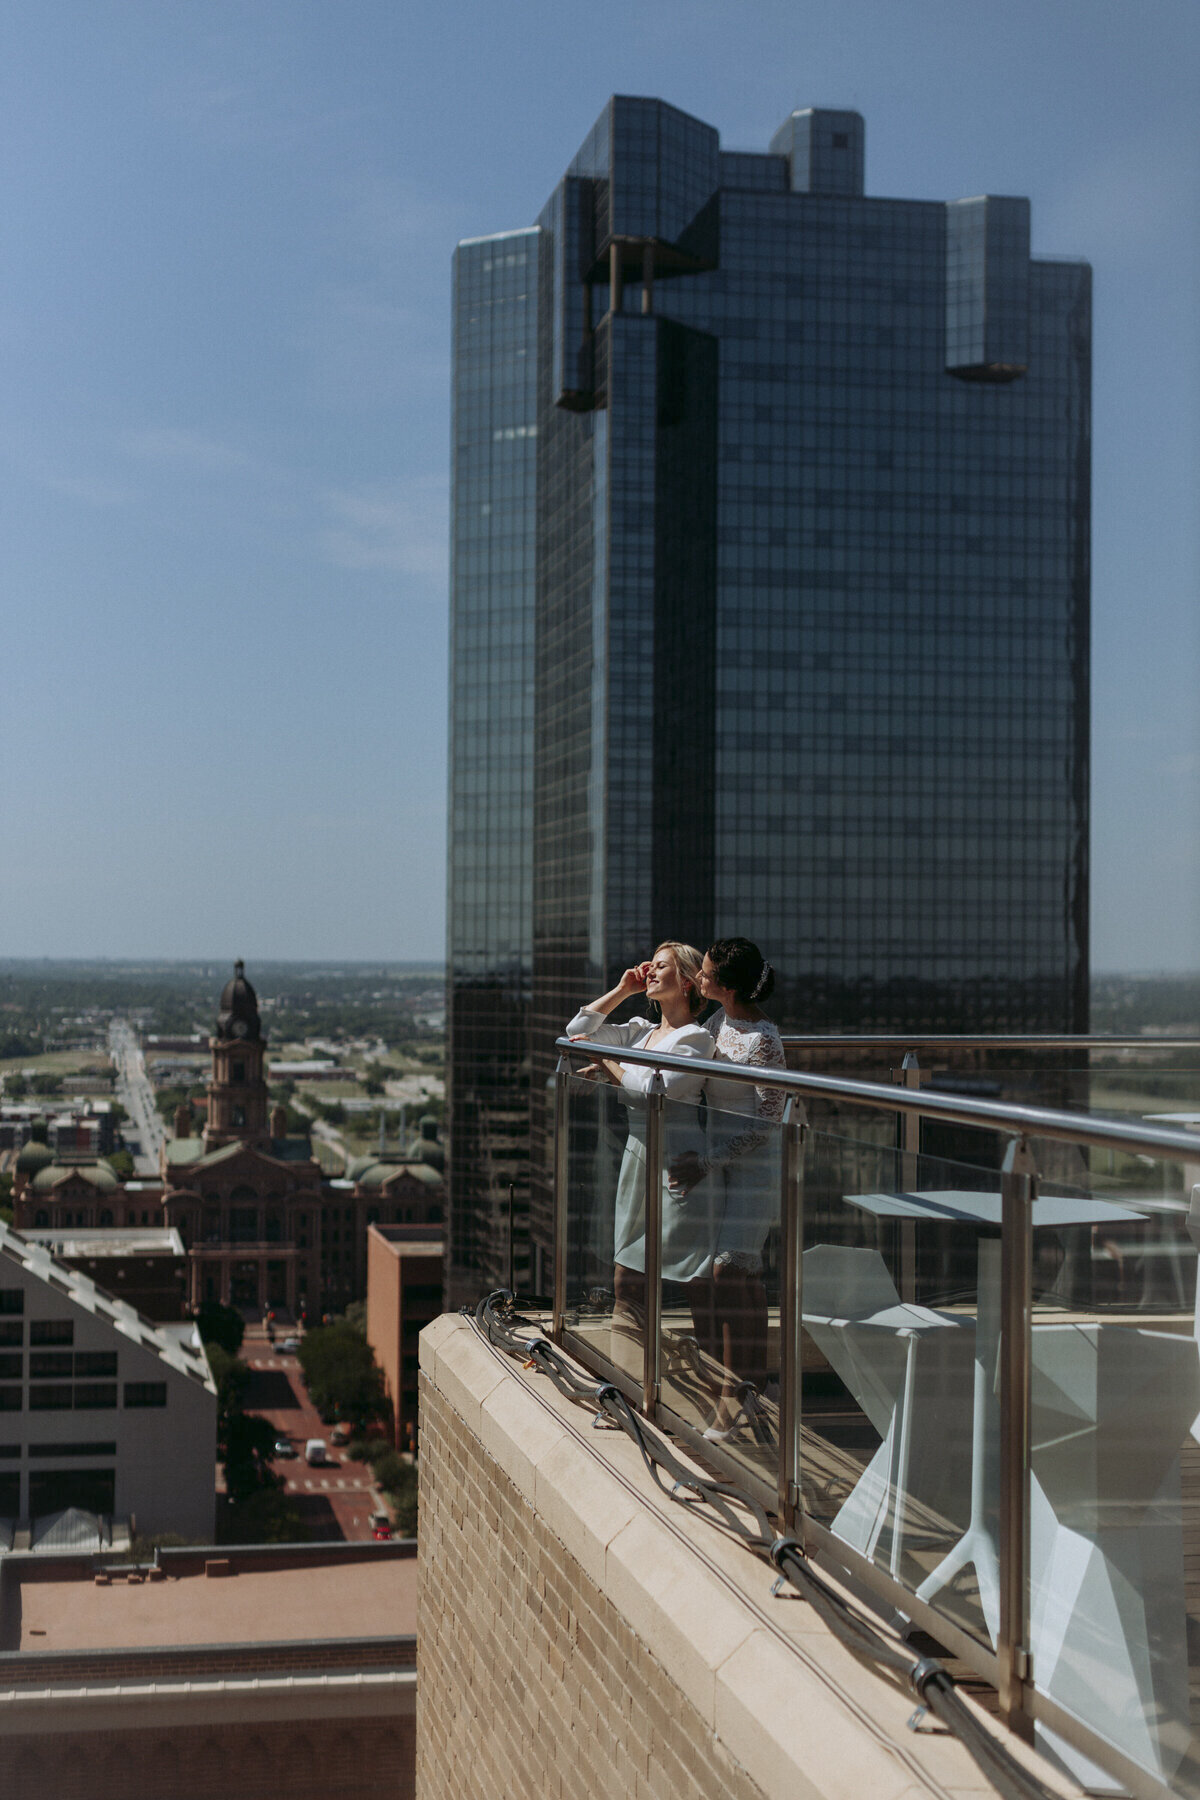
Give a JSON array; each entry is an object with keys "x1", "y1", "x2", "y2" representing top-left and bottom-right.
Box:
[
  {"x1": 417, "y1": 1312, "x2": 1070, "y2": 1800},
  {"x1": 418, "y1": 1350, "x2": 767, "y2": 1800}
]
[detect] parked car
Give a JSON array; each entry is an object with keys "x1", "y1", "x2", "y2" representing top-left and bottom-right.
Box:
[
  {"x1": 372, "y1": 1521, "x2": 393, "y2": 1542},
  {"x1": 280, "y1": 1335, "x2": 301, "y2": 1354},
  {"x1": 305, "y1": 1438, "x2": 327, "y2": 1465},
  {"x1": 273, "y1": 1438, "x2": 298, "y2": 1459},
  {"x1": 330, "y1": 1425, "x2": 350, "y2": 1446}
]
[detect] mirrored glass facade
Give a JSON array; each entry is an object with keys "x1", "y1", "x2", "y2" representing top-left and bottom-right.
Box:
[
  {"x1": 447, "y1": 229, "x2": 539, "y2": 1306},
  {"x1": 448, "y1": 100, "x2": 1090, "y2": 1300}
]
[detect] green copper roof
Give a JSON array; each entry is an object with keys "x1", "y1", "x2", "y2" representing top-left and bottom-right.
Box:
[
  {"x1": 165, "y1": 1138, "x2": 207, "y2": 1166},
  {"x1": 30, "y1": 1160, "x2": 119, "y2": 1196}
]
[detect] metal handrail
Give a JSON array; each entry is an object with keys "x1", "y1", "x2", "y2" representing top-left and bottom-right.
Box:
[
  {"x1": 551, "y1": 1032, "x2": 1200, "y2": 1792},
  {"x1": 554, "y1": 1036, "x2": 1200, "y2": 1161},
  {"x1": 778, "y1": 1034, "x2": 1200, "y2": 1050}
]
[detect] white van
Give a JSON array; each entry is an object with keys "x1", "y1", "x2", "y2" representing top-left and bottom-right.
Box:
[{"x1": 304, "y1": 1438, "x2": 326, "y2": 1466}]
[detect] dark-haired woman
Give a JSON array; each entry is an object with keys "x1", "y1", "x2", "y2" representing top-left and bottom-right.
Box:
[{"x1": 672, "y1": 938, "x2": 785, "y2": 1439}]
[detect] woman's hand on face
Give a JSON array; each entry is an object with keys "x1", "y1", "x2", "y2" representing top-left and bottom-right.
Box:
[{"x1": 619, "y1": 962, "x2": 651, "y2": 995}]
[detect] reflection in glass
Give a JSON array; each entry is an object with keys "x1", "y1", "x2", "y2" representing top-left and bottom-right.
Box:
[{"x1": 659, "y1": 1096, "x2": 782, "y2": 1487}]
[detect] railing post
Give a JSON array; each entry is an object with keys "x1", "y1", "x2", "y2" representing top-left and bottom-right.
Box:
[
  {"x1": 896, "y1": 1051, "x2": 921, "y2": 1299},
  {"x1": 642, "y1": 1070, "x2": 666, "y2": 1415},
  {"x1": 998, "y1": 1134, "x2": 1036, "y2": 1742},
  {"x1": 778, "y1": 1097, "x2": 807, "y2": 1530},
  {"x1": 552, "y1": 1054, "x2": 570, "y2": 1343}
]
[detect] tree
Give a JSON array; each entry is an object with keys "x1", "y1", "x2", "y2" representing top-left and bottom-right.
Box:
[
  {"x1": 221, "y1": 1411, "x2": 282, "y2": 1503},
  {"x1": 297, "y1": 1323, "x2": 387, "y2": 1433},
  {"x1": 5, "y1": 1074, "x2": 28, "y2": 1099},
  {"x1": 103, "y1": 1150, "x2": 134, "y2": 1180},
  {"x1": 220, "y1": 1487, "x2": 310, "y2": 1545},
  {"x1": 205, "y1": 1343, "x2": 279, "y2": 1505},
  {"x1": 196, "y1": 1301, "x2": 245, "y2": 1355},
  {"x1": 339, "y1": 1299, "x2": 368, "y2": 1337},
  {"x1": 205, "y1": 1343, "x2": 250, "y2": 1416}
]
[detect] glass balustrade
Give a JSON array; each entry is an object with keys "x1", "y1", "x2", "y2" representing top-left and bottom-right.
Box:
[
  {"x1": 656, "y1": 1094, "x2": 782, "y2": 1490},
  {"x1": 559, "y1": 1068, "x2": 659, "y2": 1391},
  {"x1": 551, "y1": 1036, "x2": 1200, "y2": 1797}
]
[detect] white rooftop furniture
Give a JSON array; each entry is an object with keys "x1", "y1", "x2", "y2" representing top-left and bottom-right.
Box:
[{"x1": 817, "y1": 1190, "x2": 1197, "y2": 1789}]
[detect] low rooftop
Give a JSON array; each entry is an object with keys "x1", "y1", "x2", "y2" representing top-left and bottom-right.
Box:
[{"x1": 2, "y1": 1545, "x2": 416, "y2": 1652}]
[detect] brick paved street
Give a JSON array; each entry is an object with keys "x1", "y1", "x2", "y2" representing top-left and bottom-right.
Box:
[{"x1": 237, "y1": 1325, "x2": 384, "y2": 1541}]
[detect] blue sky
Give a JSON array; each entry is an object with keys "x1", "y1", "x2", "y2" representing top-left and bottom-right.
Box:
[{"x1": 1, "y1": 0, "x2": 1196, "y2": 969}]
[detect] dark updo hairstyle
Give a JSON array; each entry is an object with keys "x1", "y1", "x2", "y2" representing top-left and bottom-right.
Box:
[{"x1": 707, "y1": 938, "x2": 775, "y2": 1007}]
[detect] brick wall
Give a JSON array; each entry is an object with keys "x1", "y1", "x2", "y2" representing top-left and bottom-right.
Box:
[
  {"x1": 0, "y1": 1633, "x2": 416, "y2": 1687},
  {"x1": 417, "y1": 1365, "x2": 768, "y2": 1800},
  {"x1": 417, "y1": 1312, "x2": 1081, "y2": 1800},
  {"x1": 2, "y1": 1715, "x2": 415, "y2": 1800}
]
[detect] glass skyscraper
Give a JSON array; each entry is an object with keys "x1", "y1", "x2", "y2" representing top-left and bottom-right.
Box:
[{"x1": 448, "y1": 98, "x2": 1090, "y2": 1302}]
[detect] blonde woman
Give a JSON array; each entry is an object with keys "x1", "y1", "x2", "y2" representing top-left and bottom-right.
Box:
[{"x1": 567, "y1": 942, "x2": 716, "y2": 1324}]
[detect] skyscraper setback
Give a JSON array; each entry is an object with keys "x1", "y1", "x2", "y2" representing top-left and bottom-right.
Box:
[{"x1": 447, "y1": 97, "x2": 1090, "y2": 1304}]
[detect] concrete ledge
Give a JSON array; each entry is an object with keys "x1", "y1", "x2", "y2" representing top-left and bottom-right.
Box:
[
  {"x1": 716, "y1": 1627, "x2": 913, "y2": 1800},
  {"x1": 0, "y1": 1668, "x2": 417, "y2": 1734},
  {"x1": 419, "y1": 1311, "x2": 506, "y2": 1436},
  {"x1": 606, "y1": 1510, "x2": 755, "y2": 1730},
  {"x1": 533, "y1": 1432, "x2": 639, "y2": 1591}
]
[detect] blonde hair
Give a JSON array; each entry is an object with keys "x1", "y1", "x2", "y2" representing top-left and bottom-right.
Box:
[{"x1": 652, "y1": 941, "x2": 705, "y2": 1015}]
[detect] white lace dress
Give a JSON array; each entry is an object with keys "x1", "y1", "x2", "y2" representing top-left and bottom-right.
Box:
[
  {"x1": 566, "y1": 1008, "x2": 717, "y2": 1281},
  {"x1": 701, "y1": 1011, "x2": 786, "y2": 1271}
]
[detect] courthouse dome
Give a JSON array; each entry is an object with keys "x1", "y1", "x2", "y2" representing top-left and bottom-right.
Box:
[
  {"x1": 16, "y1": 1140, "x2": 54, "y2": 1175},
  {"x1": 217, "y1": 960, "x2": 262, "y2": 1042}
]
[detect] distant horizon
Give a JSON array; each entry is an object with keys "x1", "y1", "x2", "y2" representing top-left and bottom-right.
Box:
[
  {"x1": 0, "y1": 955, "x2": 445, "y2": 971},
  {"x1": 1, "y1": 956, "x2": 1195, "y2": 982}
]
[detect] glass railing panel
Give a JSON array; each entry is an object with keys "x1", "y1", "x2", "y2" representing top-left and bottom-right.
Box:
[
  {"x1": 800, "y1": 1131, "x2": 1021, "y2": 1649},
  {"x1": 559, "y1": 1070, "x2": 648, "y2": 1391},
  {"x1": 657, "y1": 1094, "x2": 782, "y2": 1491},
  {"x1": 1021, "y1": 1161, "x2": 1200, "y2": 1794},
  {"x1": 781, "y1": 1042, "x2": 1200, "y2": 1136}
]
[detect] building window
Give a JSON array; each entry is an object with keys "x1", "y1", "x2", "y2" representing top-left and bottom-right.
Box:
[
  {"x1": 30, "y1": 1384, "x2": 73, "y2": 1411},
  {"x1": 73, "y1": 1384, "x2": 118, "y2": 1410},
  {"x1": 232, "y1": 1106, "x2": 246, "y2": 1127},
  {"x1": 0, "y1": 1389, "x2": 21, "y2": 1412},
  {"x1": 30, "y1": 1352, "x2": 73, "y2": 1379},
  {"x1": 29, "y1": 1467, "x2": 115, "y2": 1518},
  {"x1": 0, "y1": 1354, "x2": 21, "y2": 1380},
  {"x1": 74, "y1": 1353, "x2": 118, "y2": 1378},
  {"x1": 30, "y1": 1321, "x2": 73, "y2": 1346},
  {"x1": 0, "y1": 1323, "x2": 21, "y2": 1347},
  {"x1": 30, "y1": 1441, "x2": 117, "y2": 1457},
  {"x1": 124, "y1": 1382, "x2": 167, "y2": 1408},
  {"x1": 232, "y1": 1061, "x2": 246, "y2": 1084},
  {"x1": 0, "y1": 1290, "x2": 24, "y2": 1316},
  {"x1": 0, "y1": 1443, "x2": 19, "y2": 1457}
]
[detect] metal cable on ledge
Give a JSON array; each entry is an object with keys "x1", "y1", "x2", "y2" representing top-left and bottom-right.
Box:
[{"x1": 467, "y1": 1291, "x2": 1069, "y2": 1800}]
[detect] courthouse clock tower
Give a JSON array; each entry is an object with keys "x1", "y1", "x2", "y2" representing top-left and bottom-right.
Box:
[{"x1": 204, "y1": 960, "x2": 270, "y2": 1148}]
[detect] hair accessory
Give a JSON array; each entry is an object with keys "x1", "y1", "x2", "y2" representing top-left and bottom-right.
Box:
[{"x1": 749, "y1": 959, "x2": 771, "y2": 1001}]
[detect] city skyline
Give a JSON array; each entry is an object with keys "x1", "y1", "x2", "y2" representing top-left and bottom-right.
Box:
[{"x1": 0, "y1": 2, "x2": 1196, "y2": 970}]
